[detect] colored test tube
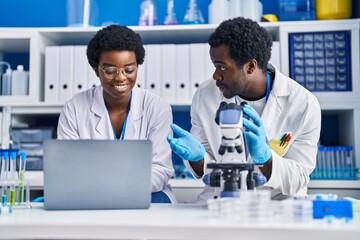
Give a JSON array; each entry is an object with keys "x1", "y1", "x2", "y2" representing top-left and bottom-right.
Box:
[
  {"x1": 18, "y1": 152, "x2": 27, "y2": 205},
  {"x1": 19, "y1": 152, "x2": 27, "y2": 181},
  {"x1": 9, "y1": 183, "x2": 15, "y2": 206}
]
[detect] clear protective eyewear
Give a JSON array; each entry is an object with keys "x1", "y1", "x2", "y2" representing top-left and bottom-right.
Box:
[{"x1": 98, "y1": 65, "x2": 137, "y2": 79}]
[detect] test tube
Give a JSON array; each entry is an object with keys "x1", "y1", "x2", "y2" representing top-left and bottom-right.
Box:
[
  {"x1": 0, "y1": 152, "x2": 9, "y2": 206},
  {"x1": 0, "y1": 152, "x2": 9, "y2": 181},
  {"x1": 9, "y1": 183, "x2": 15, "y2": 206},
  {"x1": 25, "y1": 181, "x2": 30, "y2": 206},
  {"x1": 334, "y1": 146, "x2": 341, "y2": 179},
  {"x1": 9, "y1": 152, "x2": 18, "y2": 181},
  {"x1": 18, "y1": 152, "x2": 27, "y2": 205},
  {"x1": 345, "y1": 146, "x2": 354, "y2": 179}
]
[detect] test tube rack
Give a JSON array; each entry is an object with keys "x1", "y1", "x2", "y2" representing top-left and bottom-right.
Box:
[{"x1": 0, "y1": 180, "x2": 31, "y2": 209}]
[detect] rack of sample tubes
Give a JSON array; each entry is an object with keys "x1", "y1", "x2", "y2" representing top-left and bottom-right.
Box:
[
  {"x1": 207, "y1": 192, "x2": 353, "y2": 224},
  {"x1": 0, "y1": 150, "x2": 30, "y2": 214},
  {"x1": 289, "y1": 30, "x2": 351, "y2": 92},
  {"x1": 311, "y1": 146, "x2": 358, "y2": 180}
]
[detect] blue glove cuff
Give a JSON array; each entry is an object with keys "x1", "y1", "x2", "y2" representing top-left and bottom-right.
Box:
[
  {"x1": 190, "y1": 144, "x2": 206, "y2": 162},
  {"x1": 253, "y1": 146, "x2": 272, "y2": 164}
]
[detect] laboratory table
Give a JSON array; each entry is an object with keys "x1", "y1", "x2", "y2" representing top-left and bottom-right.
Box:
[{"x1": 0, "y1": 203, "x2": 359, "y2": 240}]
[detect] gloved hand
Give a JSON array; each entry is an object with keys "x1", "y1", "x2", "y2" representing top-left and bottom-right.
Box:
[
  {"x1": 167, "y1": 124, "x2": 206, "y2": 162},
  {"x1": 242, "y1": 104, "x2": 272, "y2": 164}
]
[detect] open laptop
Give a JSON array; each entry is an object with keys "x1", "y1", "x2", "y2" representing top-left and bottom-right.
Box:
[{"x1": 43, "y1": 139, "x2": 152, "y2": 210}]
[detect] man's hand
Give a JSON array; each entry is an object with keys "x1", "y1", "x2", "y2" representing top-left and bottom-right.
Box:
[
  {"x1": 242, "y1": 104, "x2": 272, "y2": 164},
  {"x1": 167, "y1": 124, "x2": 205, "y2": 162}
]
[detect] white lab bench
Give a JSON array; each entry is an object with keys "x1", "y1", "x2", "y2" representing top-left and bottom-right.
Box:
[{"x1": 0, "y1": 203, "x2": 359, "y2": 240}]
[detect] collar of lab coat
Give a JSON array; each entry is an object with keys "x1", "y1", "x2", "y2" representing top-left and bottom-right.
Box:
[
  {"x1": 90, "y1": 85, "x2": 143, "y2": 138},
  {"x1": 261, "y1": 67, "x2": 293, "y2": 139}
]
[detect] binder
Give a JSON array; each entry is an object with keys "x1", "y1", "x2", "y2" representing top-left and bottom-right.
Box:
[
  {"x1": 58, "y1": 46, "x2": 74, "y2": 103},
  {"x1": 144, "y1": 44, "x2": 161, "y2": 96},
  {"x1": 161, "y1": 44, "x2": 176, "y2": 101},
  {"x1": 190, "y1": 43, "x2": 206, "y2": 98},
  {"x1": 44, "y1": 46, "x2": 60, "y2": 102},
  {"x1": 136, "y1": 63, "x2": 146, "y2": 89},
  {"x1": 175, "y1": 44, "x2": 191, "y2": 102},
  {"x1": 204, "y1": 43, "x2": 214, "y2": 81},
  {"x1": 73, "y1": 46, "x2": 88, "y2": 95},
  {"x1": 270, "y1": 41, "x2": 281, "y2": 71},
  {"x1": 87, "y1": 65, "x2": 99, "y2": 89}
]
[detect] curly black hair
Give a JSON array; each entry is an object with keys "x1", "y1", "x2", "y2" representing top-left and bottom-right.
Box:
[
  {"x1": 208, "y1": 17, "x2": 272, "y2": 72},
  {"x1": 87, "y1": 25, "x2": 145, "y2": 69}
]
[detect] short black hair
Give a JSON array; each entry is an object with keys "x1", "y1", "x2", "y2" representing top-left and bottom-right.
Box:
[
  {"x1": 208, "y1": 17, "x2": 272, "y2": 72},
  {"x1": 87, "y1": 25, "x2": 145, "y2": 69}
]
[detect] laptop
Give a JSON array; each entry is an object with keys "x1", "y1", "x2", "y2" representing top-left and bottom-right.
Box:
[{"x1": 43, "y1": 139, "x2": 152, "y2": 210}]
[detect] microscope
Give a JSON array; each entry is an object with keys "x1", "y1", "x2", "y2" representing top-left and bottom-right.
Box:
[{"x1": 206, "y1": 101, "x2": 264, "y2": 198}]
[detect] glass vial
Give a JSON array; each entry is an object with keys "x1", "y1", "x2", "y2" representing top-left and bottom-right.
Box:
[
  {"x1": 183, "y1": 0, "x2": 205, "y2": 24},
  {"x1": 164, "y1": 0, "x2": 178, "y2": 25},
  {"x1": 139, "y1": 0, "x2": 157, "y2": 26}
]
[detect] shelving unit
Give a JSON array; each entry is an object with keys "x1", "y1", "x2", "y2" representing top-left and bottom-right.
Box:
[{"x1": 1, "y1": 19, "x2": 359, "y2": 199}]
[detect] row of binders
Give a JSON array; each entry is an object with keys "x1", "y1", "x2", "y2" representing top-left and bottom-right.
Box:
[
  {"x1": 44, "y1": 42, "x2": 280, "y2": 104},
  {"x1": 44, "y1": 44, "x2": 213, "y2": 104}
]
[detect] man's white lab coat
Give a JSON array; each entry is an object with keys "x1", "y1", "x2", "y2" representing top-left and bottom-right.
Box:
[
  {"x1": 185, "y1": 67, "x2": 321, "y2": 202},
  {"x1": 57, "y1": 85, "x2": 176, "y2": 202}
]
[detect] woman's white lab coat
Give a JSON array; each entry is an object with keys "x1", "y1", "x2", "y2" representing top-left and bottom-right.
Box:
[
  {"x1": 185, "y1": 67, "x2": 321, "y2": 202},
  {"x1": 57, "y1": 85, "x2": 176, "y2": 203}
]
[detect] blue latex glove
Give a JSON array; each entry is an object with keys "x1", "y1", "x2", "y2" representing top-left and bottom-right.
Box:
[
  {"x1": 242, "y1": 104, "x2": 272, "y2": 164},
  {"x1": 167, "y1": 124, "x2": 206, "y2": 162}
]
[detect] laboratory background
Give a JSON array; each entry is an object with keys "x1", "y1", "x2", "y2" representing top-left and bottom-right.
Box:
[{"x1": 0, "y1": 0, "x2": 360, "y2": 235}]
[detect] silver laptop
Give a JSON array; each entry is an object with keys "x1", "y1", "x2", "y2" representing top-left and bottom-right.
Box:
[{"x1": 43, "y1": 139, "x2": 152, "y2": 210}]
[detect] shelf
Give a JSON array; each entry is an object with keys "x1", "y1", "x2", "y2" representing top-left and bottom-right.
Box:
[
  {"x1": 1, "y1": 19, "x2": 360, "y2": 196},
  {"x1": 308, "y1": 180, "x2": 360, "y2": 189},
  {"x1": 0, "y1": 37, "x2": 30, "y2": 52},
  {"x1": 3, "y1": 101, "x2": 192, "y2": 114},
  {"x1": 38, "y1": 25, "x2": 218, "y2": 45}
]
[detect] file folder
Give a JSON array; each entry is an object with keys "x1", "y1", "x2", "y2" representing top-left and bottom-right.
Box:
[
  {"x1": 59, "y1": 46, "x2": 74, "y2": 103},
  {"x1": 44, "y1": 46, "x2": 60, "y2": 103},
  {"x1": 175, "y1": 44, "x2": 191, "y2": 102},
  {"x1": 73, "y1": 46, "x2": 88, "y2": 95},
  {"x1": 270, "y1": 41, "x2": 281, "y2": 71},
  {"x1": 87, "y1": 65, "x2": 99, "y2": 89},
  {"x1": 204, "y1": 43, "x2": 214, "y2": 80},
  {"x1": 136, "y1": 63, "x2": 146, "y2": 89},
  {"x1": 190, "y1": 43, "x2": 206, "y2": 98},
  {"x1": 161, "y1": 44, "x2": 176, "y2": 102},
  {"x1": 144, "y1": 44, "x2": 161, "y2": 96}
]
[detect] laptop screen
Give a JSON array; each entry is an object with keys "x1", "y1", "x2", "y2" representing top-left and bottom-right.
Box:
[{"x1": 43, "y1": 139, "x2": 152, "y2": 210}]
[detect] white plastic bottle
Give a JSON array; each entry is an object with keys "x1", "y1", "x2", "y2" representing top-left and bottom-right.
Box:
[
  {"x1": 1, "y1": 68, "x2": 12, "y2": 96},
  {"x1": 241, "y1": 0, "x2": 262, "y2": 22},
  {"x1": 208, "y1": 0, "x2": 229, "y2": 24},
  {"x1": 11, "y1": 65, "x2": 29, "y2": 96},
  {"x1": 228, "y1": 0, "x2": 242, "y2": 19}
]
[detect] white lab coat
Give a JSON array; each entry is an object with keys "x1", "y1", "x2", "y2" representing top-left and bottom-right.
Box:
[
  {"x1": 57, "y1": 85, "x2": 176, "y2": 203},
  {"x1": 185, "y1": 67, "x2": 321, "y2": 202}
]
